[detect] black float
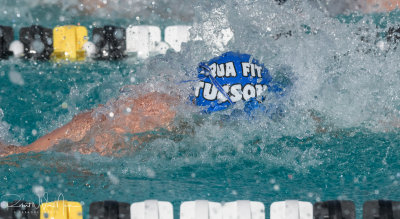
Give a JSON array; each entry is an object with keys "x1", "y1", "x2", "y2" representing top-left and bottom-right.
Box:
[
  {"x1": 19, "y1": 25, "x2": 53, "y2": 60},
  {"x1": 387, "y1": 26, "x2": 400, "y2": 44},
  {"x1": 364, "y1": 200, "x2": 400, "y2": 219},
  {"x1": 0, "y1": 26, "x2": 13, "y2": 59},
  {"x1": 89, "y1": 200, "x2": 130, "y2": 219},
  {"x1": 92, "y1": 25, "x2": 126, "y2": 60},
  {"x1": 314, "y1": 200, "x2": 355, "y2": 219}
]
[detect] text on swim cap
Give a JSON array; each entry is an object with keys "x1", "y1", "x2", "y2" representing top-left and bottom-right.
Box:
[
  {"x1": 208, "y1": 62, "x2": 262, "y2": 78},
  {"x1": 196, "y1": 61, "x2": 268, "y2": 103},
  {"x1": 195, "y1": 82, "x2": 268, "y2": 103}
]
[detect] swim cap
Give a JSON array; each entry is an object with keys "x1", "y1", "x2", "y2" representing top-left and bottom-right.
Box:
[{"x1": 194, "y1": 52, "x2": 275, "y2": 113}]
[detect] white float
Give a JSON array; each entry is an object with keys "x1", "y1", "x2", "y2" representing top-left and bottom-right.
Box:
[
  {"x1": 180, "y1": 200, "x2": 222, "y2": 219},
  {"x1": 222, "y1": 200, "x2": 265, "y2": 219},
  {"x1": 270, "y1": 200, "x2": 313, "y2": 219},
  {"x1": 130, "y1": 200, "x2": 173, "y2": 219},
  {"x1": 126, "y1": 25, "x2": 162, "y2": 58}
]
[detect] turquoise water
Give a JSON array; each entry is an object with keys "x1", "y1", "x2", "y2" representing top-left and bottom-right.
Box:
[{"x1": 1, "y1": 1, "x2": 400, "y2": 218}]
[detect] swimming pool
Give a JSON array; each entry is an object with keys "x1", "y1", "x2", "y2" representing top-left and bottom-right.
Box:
[{"x1": 0, "y1": 0, "x2": 400, "y2": 218}]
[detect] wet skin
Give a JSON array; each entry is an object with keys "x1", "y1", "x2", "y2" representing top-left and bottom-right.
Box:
[{"x1": 0, "y1": 92, "x2": 178, "y2": 157}]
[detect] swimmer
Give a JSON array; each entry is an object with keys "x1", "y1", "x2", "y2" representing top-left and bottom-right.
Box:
[{"x1": 0, "y1": 52, "x2": 286, "y2": 157}]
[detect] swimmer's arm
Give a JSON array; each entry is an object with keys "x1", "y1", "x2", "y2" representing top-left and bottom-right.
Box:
[
  {"x1": 16, "y1": 110, "x2": 99, "y2": 154},
  {"x1": 0, "y1": 92, "x2": 178, "y2": 157},
  {"x1": 0, "y1": 111, "x2": 97, "y2": 157}
]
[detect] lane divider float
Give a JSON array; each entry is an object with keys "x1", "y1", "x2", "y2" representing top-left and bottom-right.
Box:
[
  {"x1": 0, "y1": 24, "x2": 197, "y2": 61},
  {"x1": 0, "y1": 199, "x2": 399, "y2": 219}
]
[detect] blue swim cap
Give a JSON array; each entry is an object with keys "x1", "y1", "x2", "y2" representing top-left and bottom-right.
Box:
[{"x1": 194, "y1": 52, "x2": 280, "y2": 113}]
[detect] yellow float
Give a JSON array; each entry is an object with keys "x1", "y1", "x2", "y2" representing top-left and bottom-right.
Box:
[
  {"x1": 40, "y1": 200, "x2": 83, "y2": 219},
  {"x1": 52, "y1": 25, "x2": 88, "y2": 61}
]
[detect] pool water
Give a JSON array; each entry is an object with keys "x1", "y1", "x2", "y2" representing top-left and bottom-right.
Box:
[{"x1": 1, "y1": 1, "x2": 400, "y2": 218}]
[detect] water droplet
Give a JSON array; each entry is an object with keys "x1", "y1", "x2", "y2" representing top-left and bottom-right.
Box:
[
  {"x1": 376, "y1": 40, "x2": 387, "y2": 51},
  {"x1": 0, "y1": 201, "x2": 8, "y2": 209},
  {"x1": 107, "y1": 171, "x2": 119, "y2": 185},
  {"x1": 114, "y1": 29, "x2": 123, "y2": 39},
  {"x1": 146, "y1": 168, "x2": 156, "y2": 178},
  {"x1": 8, "y1": 71, "x2": 24, "y2": 86},
  {"x1": 32, "y1": 185, "x2": 45, "y2": 197}
]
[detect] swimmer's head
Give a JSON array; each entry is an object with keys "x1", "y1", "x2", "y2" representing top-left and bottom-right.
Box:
[{"x1": 193, "y1": 52, "x2": 278, "y2": 113}]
